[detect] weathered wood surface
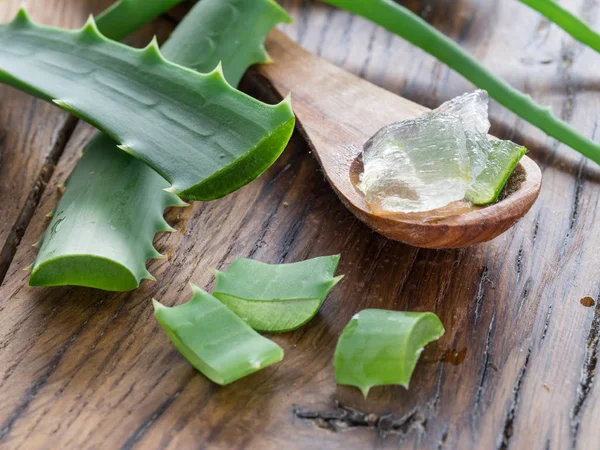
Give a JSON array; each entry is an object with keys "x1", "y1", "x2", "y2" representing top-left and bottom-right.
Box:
[{"x1": 1, "y1": 0, "x2": 600, "y2": 449}]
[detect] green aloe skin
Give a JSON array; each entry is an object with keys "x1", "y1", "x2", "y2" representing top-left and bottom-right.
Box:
[
  {"x1": 28, "y1": 0, "x2": 293, "y2": 291},
  {"x1": 29, "y1": 135, "x2": 185, "y2": 291},
  {"x1": 334, "y1": 309, "x2": 445, "y2": 398},
  {"x1": 0, "y1": 8, "x2": 294, "y2": 200},
  {"x1": 466, "y1": 141, "x2": 527, "y2": 205},
  {"x1": 153, "y1": 285, "x2": 284, "y2": 385},
  {"x1": 213, "y1": 256, "x2": 343, "y2": 332}
]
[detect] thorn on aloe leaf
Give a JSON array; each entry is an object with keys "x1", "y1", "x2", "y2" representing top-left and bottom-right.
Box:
[
  {"x1": 208, "y1": 62, "x2": 226, "y2": 82},
  {"x1": 161, "y1": 224, "x2": 177, "y2": 233},
  {"x1": 32, "y1": 240, "x2": 40, "y2": 248},
  {"x1": 147, "y1": 248, "x2": 165, "y2": 259},
  {"x1": 45, "y1": 210, "x2": 54, "y2": 218},
  {"x1": 53, "y1": 99, "x2": 78, "y2": 115},
  {"x1": 143, "y1": 271, "x2": 156, "y2": 282},
  {"x1": 141, "y1": 36, "x2": 164, "y2": 63},
  {"x1": 79, "y1": 15, "x2": 102, "y2": 40},
  {"x1": 23, "y1": 264, "x2": 32, "y2": 271},
  {"x1": 11, "y1": 6, "x2": 31, "y2": 27}
]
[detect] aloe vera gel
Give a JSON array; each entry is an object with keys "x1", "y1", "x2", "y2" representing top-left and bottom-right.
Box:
[{"x1": 358, "y1": 90, "x2": 526, "y2": 214}]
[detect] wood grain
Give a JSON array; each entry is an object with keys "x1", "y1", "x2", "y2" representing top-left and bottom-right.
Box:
[{"x1": 1, "y1": 0, "x2": 600, "y2": 449}]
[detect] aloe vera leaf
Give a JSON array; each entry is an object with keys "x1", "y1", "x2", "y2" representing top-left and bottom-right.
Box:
[
  {"x1": 153, "y1": 285, "x2": 284, "y2": 385},
  {"x1": 0, "y1": 8, "x2": 295, "y2": 200},
  {"x1": 466, "y1": 141, "x2": 527, "y2": 205},
  {"x1": 212, "y1": 255, "x2": 343, "y2": 332},
  {"x1": 28, "y1": 0, "x2": 293, "y2": 291},
  {"x1": 334, "y1": 309, "x2": 445, "y2": 398},
  {"x1": 29, "y1": 134, "x2": 185, "y2": 291},
  {"x1": 517, "y1": 0, "x2": 600, "y2": 55},
  {"x1": 95, "y1": 0, "x2": 185, "y2": 42},
  {"x1": 321, "y1": 0, "x2": 600, "y2": 166}
]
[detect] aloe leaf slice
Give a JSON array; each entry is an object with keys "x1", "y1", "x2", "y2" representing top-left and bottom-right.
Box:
[
  {"x1": 466, "y1": 140, "x2": 527, "y2": 205},
  {"x1": 213, "y1": 256, "x2": 343, "y2": 332},
  {"x1": 334, "y1": 309, "x2": 445, "y2": 398},
  {"x1": 28, "y1": 0, "x2": 293, "y2": 291},
  {"x1": 153, "y1": 285, "x2": 284, "y2": 385},
  {"x1": 0, "y1": 8, "x2": 295, "y2": 200},
  {"x1": 29, "y1": 134, "x2": 185, "y2": 291}
]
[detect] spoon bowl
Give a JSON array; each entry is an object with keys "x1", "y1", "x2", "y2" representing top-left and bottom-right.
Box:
[{"x1": 252, "y1": 29, "x2": 542, "y2": 248}]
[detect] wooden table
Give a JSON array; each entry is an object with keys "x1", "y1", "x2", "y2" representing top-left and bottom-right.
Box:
[{"x1": 1, "y1": 0, "x2": 599, "y2": 448}]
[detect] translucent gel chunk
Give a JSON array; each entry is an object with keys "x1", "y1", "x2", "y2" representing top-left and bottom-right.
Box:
[
  {"x1": 358, "y1": 113, "x2": 470, "y2": 214},
  {"x1": 430, "y1": 90, "x2": 491, "y2": 178}
]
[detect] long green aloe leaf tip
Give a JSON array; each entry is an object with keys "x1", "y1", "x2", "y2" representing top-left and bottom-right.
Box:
[
  {"x1": 0, "y1": 7, "x2": 295, "y2": 201},
  {"x1": 334, "y1": 309, "x2": 445, "y2": 398},
  {"x1": 212, "y1": 255, "x2": 343, "y2": 332},
  {"x1": 153, "y1": 284, "x2": 284, "y2": 385}
]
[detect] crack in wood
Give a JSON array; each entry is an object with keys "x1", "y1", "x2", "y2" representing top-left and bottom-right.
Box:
[
  {"x1": 473, "y1": 266, "x2": 489, "y2": 329},
  {"x1": 294, "y1": 401, "x2": 427, "y2": 440},
  {"x1": 0, "y1": 114, "x2": 78, "y2": 284},
  {"x1": 437, "y1": 423, "x2": 449, "y2": 450},
  {"x1": 515, "y1": 244, "x2": 524, "y2": 282},
  {"x1": 540, "y1": 304, "x2": 553, "y2": 345},
  {"x1": 517, "y1": 278, "x2": 532, "y2": 316},
  {"x1": 569, "y1": 293, "x2": 600, "y2": 449},
  {"x1": 496, "y1": 344, "x2": 533, "y2": 450},
  {"x1": 472, "y1": 310, "x2": 496, "y2": 435},
  {"x1": 295, "y1": 365, "x2": 445, "y2": 442},
  {"x1": 568, "y1": 159, "x2": 586, "y2": 233}
]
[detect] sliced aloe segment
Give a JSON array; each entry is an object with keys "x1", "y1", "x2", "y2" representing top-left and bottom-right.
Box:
[
  {"x1": 0, "y1": 8, "x2": 295, "y2": 200},
  {"x1": 466, "y1": 140, "x2": 526, "y2": 205},
  {"x1": 213, "y1": 256, "x2": 343, "y2": 332},
  {"x1": 334, "y1": 309, "x2": 445, "y2": 398},
  {"x1": 29, "y1": 135, "x2": 184, "y2": 291},
  {"x1": 153, "y1": 285, "x2": 284, "y2": 385}
]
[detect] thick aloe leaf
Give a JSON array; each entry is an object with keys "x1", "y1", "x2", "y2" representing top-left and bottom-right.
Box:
[
  {"x1": 0, "y1": 8, "x2": 295, "y2": 200},
  {"x1": 28, "y1": 0, "x2": 293, "y2": 291},
  {"x1": 334, "y1": 309, "x2": 445, "y2": 398},
  {"x1": 153, "y1": 285, "x2": 284, "y2": 385},
  {"x1": 212, "y1": 256, "x2": 343, "y2": 332},
  {"x1": 29, "y1": 135, "x2": 185, "y2": 291},
  {"x1": 466, "y1": 141, "x2": 527, "y2": 205}
]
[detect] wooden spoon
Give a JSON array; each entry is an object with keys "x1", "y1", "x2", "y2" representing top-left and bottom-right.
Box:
[{"x1": 251, "y1": 29, "x2": 542, "y2": 249}]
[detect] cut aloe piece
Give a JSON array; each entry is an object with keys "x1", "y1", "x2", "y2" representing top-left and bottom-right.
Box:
[
  {"x1": 466, "y1": 140, "x2": 526, "y2": 205},
  {"x1": 153, "y1": 285, "x2": 284, "y2": 385},
  {"x1": 29, "y1": 135, "x2": 184, "y2": 291},
  {"x1": 213, "y1": 256, "x2": 343, "y2": 332},
  {"x1": 0, "y1": 8, "x2": 295, "y2": 200},
  {"x1": 334, "y1": 309, "x2": 445, "y2": 398},
  {"x1": 29, "y1": 0, "x2": 293, "y2": 291}
]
